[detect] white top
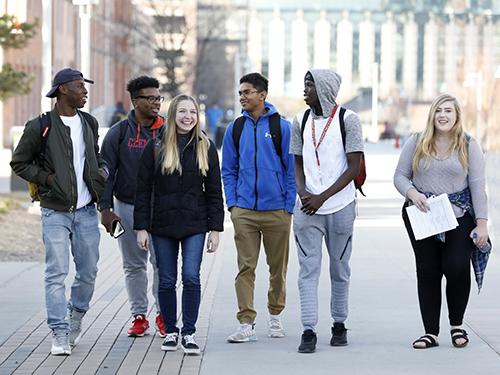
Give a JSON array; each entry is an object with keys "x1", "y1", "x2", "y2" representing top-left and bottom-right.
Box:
[
  {"x1": 60, "y1": 114, "x2": 92, "y2": 209},
  {"x1": 290, "y1": 108, "x2": 363, "y2": 215}
]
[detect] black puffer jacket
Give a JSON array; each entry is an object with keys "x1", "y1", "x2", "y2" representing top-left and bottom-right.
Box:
[{"x1": 134, "y1": 134, "x2": 224, "y2": 239}]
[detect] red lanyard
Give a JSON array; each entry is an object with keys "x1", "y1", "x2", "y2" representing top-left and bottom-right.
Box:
[{"x1": 311, "y1": 104, "x2": 338, "y2": 166}]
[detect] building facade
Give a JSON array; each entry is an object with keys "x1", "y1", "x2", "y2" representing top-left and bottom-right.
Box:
[
  {"x1": 246, "y1": 2, "x2": 500, "y2": 103},
  {"x1": 240, "y1": 1, "x2": 500, "y2": 146},
  {"x1": 0, "y1": 0, "x2": 155, "y2": 149}
]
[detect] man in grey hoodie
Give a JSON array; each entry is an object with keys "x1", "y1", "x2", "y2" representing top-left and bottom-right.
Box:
[{"x1": 289, "y1": 69, "x2": 363, "y2": 353}]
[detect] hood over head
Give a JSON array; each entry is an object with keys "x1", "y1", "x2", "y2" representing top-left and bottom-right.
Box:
[{"x1": 307, "y1": 69, "x2": 342, "y2": 117}]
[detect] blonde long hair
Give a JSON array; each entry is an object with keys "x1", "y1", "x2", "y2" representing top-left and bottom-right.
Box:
[
  {"x1": 160, "y1": 94, "x2": 210, "y2": 176},
  {"x1": 412, "y1": 93, "x2": 469, "y2": 173}
]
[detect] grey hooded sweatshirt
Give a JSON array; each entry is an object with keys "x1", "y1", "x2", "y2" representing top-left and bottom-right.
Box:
[{"x1": 290, "y1": 69, "x2": 363, "y2": 156}]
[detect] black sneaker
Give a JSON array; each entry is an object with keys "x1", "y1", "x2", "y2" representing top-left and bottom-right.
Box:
[
  {"x1": 181, "y1": 333, "x2": 200, "y2": 354},
  {"x1": 330, "y1": 322, "x2": 348, "y2": 346},
  {"x1": 298, "y1": 329, "x2": 317, "y2": 353}
]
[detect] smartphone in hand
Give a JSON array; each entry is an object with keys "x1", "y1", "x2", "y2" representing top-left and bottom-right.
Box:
[{"x1": 112, "y1": 220, "x2": 125, "y2": 239}]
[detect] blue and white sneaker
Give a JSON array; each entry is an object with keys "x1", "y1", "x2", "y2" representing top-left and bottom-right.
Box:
[{"x1": 227, "y1": 323, "x2": 258, "y2": 343}]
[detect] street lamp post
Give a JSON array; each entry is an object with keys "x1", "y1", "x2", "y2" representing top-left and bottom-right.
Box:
[
  {"x1": 476, "y1": 72, "x2": 482, "y2": 143},
  {"x1": 371, "y1": 62, "x2": 379, "y2": 142},
  {"x1": 73, "y1": 1, "x2": 99, "y2": 111},
  {"x1": 463, "y1": 71, "x2": 483, "y2": 143},
  {"x1": 41, "y1": 0, "x2": 53, "y2": 113}
]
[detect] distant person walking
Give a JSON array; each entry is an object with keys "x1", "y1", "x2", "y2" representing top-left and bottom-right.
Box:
[
  {"x1": 205, "y1": 103, "x2": 223, "y2": 140},
  {"x1": 222, "y1": 72, "x2": 296, "y2": 343},
  {"x1": 109, "y1": 101, "x2": 127, "y2": 127},
  {"x1": 134, "y1": 94, "x2": 224, "y2": 354},
  {"x1": 396, "y1": 116, "x2": 411, "y2": 147},
  {"x1": 100, "y1": 76, "x2": 165, "y2": 338},
  {"x1": 394, "y1": 93, "x2": 490, "y2": 349},
  {"x1": 290, "y1": 69, "x2": 363, "y2": 353},
  {"x1": 11, "y1": 68, "x2": 108, "y2": 356}
]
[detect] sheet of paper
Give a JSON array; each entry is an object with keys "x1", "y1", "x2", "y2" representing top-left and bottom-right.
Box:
[{"x1": 405, "y1": 193, "x2": 459, "y2": 240}]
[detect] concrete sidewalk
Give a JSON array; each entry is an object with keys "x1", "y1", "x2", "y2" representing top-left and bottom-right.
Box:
[{"x1": 201, "y1": 142, "x2": 500, "y2": 375}]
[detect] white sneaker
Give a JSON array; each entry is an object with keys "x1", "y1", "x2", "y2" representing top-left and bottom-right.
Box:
[
  {"x1": 268, "y1": 314, "x2": 285, "y2": 338},
  {"x1": 51, "y1": 331, "x2": 71, "y2": 355},
  {"x1": 227, "y1": 324, "x2": 258, "y2": 343},
  {"x1": 68, "y1": 309, "x2": 85, "y2": 346}
]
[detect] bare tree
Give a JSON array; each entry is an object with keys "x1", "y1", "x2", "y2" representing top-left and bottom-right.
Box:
[
  {"x1": 139, "y1": 0, "x2": 242, "y2": 107},
  {"x1": 139, "y1": 0, "x2": 198, "y2": 98},
  {"x1": 193, "y1": 3, "x2": 240, "y2": 110}
]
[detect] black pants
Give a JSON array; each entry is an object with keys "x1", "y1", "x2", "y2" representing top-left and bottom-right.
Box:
[{"x1": 402, "y1": 206, "x2": 475, "y2": 335}]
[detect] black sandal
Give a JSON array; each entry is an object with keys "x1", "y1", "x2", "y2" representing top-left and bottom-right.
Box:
[
  {"x1": 413, "y1": 335, "x2": 439, "y2": 349},
  {"x1": 451, "y1": 329, "x2": 469, "y2": 348}
]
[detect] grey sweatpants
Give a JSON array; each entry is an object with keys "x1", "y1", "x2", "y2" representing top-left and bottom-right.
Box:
[
  {"x1": 114, "y1": 198, "x2": 159, "y2": 316},
  {"x1": 293, "y1": 200, "x2": 356, "y2": 331}
]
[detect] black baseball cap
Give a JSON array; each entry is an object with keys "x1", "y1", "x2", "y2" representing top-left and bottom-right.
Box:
[{"x1": 46, "y1": 68, "x2": 94, "y2": 98}]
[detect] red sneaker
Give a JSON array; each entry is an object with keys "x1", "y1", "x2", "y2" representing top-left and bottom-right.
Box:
[
  {"x1": 127, "y1": 314, "x2": 149, "y2": 337},
  {"x1": 156, "y1": 313, "x2": 166, "y2": 337}
]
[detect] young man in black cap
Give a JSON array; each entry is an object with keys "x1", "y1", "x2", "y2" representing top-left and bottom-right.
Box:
[
  {"x1": 11, "y1": 68, "x2": 108, "y2": 356},
  {"x1": 99, "y1": 76, "x2": 165, "y2": 338}
]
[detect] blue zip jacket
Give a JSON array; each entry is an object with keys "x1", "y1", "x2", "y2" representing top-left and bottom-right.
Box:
[{"x1": 221, "y1": 102, "x2": 296, "y2": 213}]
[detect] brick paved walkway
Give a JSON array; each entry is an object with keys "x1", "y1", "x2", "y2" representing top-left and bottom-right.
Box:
[{"x1": 0, "y1": 232, "x2": 225, "y2": 375}]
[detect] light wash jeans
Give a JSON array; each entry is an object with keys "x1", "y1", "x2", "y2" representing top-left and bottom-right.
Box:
[
  {"x1": 41, "y1": 205, "x2": 100, "y2": 332},
  {"x1": 114, "y1": 198, "x2": 159, "y2": 315},
  {"x1": 152, "y1": 233, "x2": 206, "y2": 335}
]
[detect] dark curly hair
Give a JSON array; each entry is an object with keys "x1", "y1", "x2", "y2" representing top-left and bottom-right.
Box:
[
  {"x1": 126, "y1": 76, "x2": 160, "y2": 100},
  {"x1": 240, "y1": 72, "x2": 268, "y2": 93}
]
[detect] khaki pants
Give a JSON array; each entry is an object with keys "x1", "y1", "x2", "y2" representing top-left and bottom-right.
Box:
[{"x1": 231, "y1": 207, "x2": 292, "y2": 324}]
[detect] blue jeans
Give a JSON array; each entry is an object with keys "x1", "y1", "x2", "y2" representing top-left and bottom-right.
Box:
[
  {"x1": 152, "y1": 233, "x2": 205, "y2": 335},
  {"x1": 41, "y1": 205, "x2": 100, "y2": 333}
]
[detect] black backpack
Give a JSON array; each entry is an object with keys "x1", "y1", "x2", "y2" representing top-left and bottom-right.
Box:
[
  {"x1": 231, "y1": 113, "x2": 286, "y2": 170},
  {"x1": 301, "y1": 107, "x2": 366, "y2": 196},
  {"x1": 29, "y1": 111, "x2": 97, "y2": 202}
]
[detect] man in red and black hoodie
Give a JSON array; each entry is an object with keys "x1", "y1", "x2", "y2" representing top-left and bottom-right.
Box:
[{"x1": 99, "y1": 76, "x2": 165, "y2": 338}]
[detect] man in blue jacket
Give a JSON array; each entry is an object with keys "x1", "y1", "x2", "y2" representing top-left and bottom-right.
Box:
[
  {"x1": 222, "y1": 72, "x2": 296, "y2": 342},
  {"x1": 99, "y1": 76, "x2": 165, "y2": 338}
]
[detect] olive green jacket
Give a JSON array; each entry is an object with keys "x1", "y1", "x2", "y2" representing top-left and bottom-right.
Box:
[{"x1": 10, "y1": 106, "x2": 108, "y2": 212}]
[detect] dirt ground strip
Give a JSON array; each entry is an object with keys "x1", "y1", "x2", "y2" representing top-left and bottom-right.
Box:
[{"x1": 0, "y1": 192, "x2": 44, "y2": 262}]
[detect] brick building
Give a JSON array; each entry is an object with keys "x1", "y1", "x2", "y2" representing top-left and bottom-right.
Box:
[{"x1": 0, "y1": 0, "x2": 155, "y2": 149}]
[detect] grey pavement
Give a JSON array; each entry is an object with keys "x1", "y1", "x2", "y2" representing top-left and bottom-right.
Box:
[
  {"x1": 0, "y1": 142, "x2": 499, "y2": 374},
  {"x1": 201, "y1": 141, "x2": 500, "y2": 375}
]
